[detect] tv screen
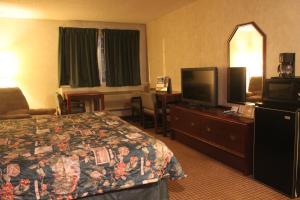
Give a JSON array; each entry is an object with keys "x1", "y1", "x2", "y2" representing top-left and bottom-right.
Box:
[
  {"x1": 227, "y1": 67, "x2": 246, "y2": 104},
  {"x1": 181, "y1": 67, "x2": 218, "y2": 107}
]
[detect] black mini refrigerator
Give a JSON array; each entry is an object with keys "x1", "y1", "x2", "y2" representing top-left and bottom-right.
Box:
[{"x1": 254, "y1": 104, "x2": 300, "y2": 198}]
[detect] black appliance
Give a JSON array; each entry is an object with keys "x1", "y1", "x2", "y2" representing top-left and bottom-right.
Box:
[
  {"x1": 278, "y1": 53, "x2": 295, "y2": 78},
  {"x1": 227, "y1": 67, "x2": 246, "y2": 104},
  {"x1": 263, "y1": 78, "x2": 300, "y2": 106},
  {"x1": 254, "y1": 103, "x2": 300, "y2": 198},
  {"x1": 181, "y1": 67, "x2": 218, "y2": 107}
]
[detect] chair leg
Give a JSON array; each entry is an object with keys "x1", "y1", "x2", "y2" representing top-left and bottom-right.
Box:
[
  {"x1": 162, "y1": 114, "x2": 167, "y2": 137},
  {"x1": 139, "y1": 112, "x2": 143, "y2": 125},
  {"x1": 170, "y1": 129, "x2": 175, "y2": 140},
  {"x1": 154, "y1": 114, "x2": 158, "y2": 134},
  {"x1": 142, "y1": 112, "x2": 146, "y2": 129},
  {"x1": 131, "y1": 108, "x2": 134, "y2": 121}
]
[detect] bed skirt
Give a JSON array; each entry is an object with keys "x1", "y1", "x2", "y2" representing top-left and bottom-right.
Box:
[{"x1": 79, "y1": 179, "x2": 169, "y2": 200}]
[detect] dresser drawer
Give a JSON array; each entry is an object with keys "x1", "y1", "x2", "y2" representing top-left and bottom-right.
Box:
[
  {"x1": 171, "y1": 108, "x2": 214, "y2": 141},
  {"x1": 170, "y1": 107, "x2": 188, "y2": 131},
  {"x1": 170, "y1": 105, "x2": 254, "y2": 175},
  {"x1": 204, "y1": 118, "x2": 246, "y2": 154},
  {"x1": 170, "y1": 108, "x2": 201, "y2": 135}
]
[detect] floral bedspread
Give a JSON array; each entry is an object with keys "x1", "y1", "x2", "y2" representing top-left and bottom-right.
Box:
[{"x1": 0, "y1": 112, "x2": 185, "y2": 200}]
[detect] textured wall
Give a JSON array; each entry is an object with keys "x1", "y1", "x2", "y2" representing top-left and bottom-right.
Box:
[
  {"x1": 0, "y1": 19, "x2": 147, "y2": 108},
  {"x1": 147, "y1": 0, "x2": 300, "y2": 105}
]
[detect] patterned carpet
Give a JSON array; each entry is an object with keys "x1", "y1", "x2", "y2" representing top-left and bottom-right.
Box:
[{"x1": 142, "y1": 128, "x2": 294, "y2": 200}]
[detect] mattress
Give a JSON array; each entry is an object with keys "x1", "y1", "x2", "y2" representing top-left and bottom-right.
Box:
[{"x1": 0, "y1": 112, "x2": 185, "y2": 199}]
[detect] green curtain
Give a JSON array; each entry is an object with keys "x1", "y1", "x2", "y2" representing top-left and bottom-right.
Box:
[
  {"x1": 102, "y1": 29, "x2": 141, "y2": 87},
  {"x1": 59, "y1": 27, "x2": 100, "y2": 87}
]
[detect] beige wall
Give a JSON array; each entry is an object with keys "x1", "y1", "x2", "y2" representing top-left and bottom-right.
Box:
[
  {"x1": 147, "y1": 0, "x2": 300, "y2": 105},
  {"x1": 0, "y1": 18, "x2": 147, "y2": 108}
]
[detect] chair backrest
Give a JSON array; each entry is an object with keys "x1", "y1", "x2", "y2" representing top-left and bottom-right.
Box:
[
  {"x1": 140, "y1": 92, "x2": 156, "y2": 110},
  {"x1": 0, "y1": 87, "x2": 30, "y2": 115},
  {"x1": 56, "y1": 92, "x2": 67, "y2": 115},
  {"x1": 248, "y1": 76, "x2": 262, "y2": 93}
]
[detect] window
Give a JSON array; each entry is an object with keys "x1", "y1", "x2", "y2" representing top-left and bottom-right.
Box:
[
  {"x1": 102, "y1": 29, "x2": 141, "y2": 87},
  {"x1": 59, "y1": 28, "x2": 141, "y2": 87},
  {"x1": 97, "y1": 31, "x2": 106, "y2": 84},
  {"x1": 58, "y1": 27, "x2": 100, "y2": 87}
]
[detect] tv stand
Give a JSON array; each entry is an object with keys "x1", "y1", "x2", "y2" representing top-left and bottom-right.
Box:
[
  {"x1": 170, "y1": 104, "x2": 254, "y2": 175},
  {"x1": 180, "y1": 103, "x2": 203, "y2": 110},
  {"x1": 185, "y1": 104, "x2": 199, "y2": 109}
]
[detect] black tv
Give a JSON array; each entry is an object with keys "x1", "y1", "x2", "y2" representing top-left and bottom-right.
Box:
[
  {"x1": 181, "y1": 67, "x2": 218, "y2": 107},
  {"x1": 227, "y1": 67, "x2": 246, "y2": 104}
]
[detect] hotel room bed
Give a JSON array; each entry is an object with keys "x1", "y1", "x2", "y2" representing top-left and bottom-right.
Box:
[{"x1": 0, "y1": 112, "x2": 185, "y2": 200}]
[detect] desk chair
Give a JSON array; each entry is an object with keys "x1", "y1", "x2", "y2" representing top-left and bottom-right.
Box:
[
  {"x1": 140, "y1": 92, "x2": 159, "y2": 133},
  {"x1": 131, "y1": 96, "x2": 142, "y2": 123}
]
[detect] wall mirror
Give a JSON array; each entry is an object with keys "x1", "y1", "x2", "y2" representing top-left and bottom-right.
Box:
[{"x1": 228, "y1": 22, "x2": 266, "y2": 103}]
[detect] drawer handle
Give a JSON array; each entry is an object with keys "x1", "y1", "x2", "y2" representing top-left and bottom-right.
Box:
[
  {"x1": 190, "y1": 122, "x2": 195, "y2": 127},
  {"x1": 229, "y1": 135, "x2": 236, "y2": 141},
  {"x1": 206, "y1": 127, "x2": 211, "y2": 132},
  {"x1": 174, "y1": 117, "x2": 179, "y2": 121}
]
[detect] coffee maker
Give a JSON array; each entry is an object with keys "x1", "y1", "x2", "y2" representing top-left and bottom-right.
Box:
[{"x1": 277, "y1": 53, "x2": 295, "y2": 78}]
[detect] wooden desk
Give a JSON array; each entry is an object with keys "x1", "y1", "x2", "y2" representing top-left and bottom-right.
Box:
[
  {"x1": 64, "y1": 91, "x2": 105, "y2": 113},
  {"x1": 156, "y1": 92, "x2": 181, "y2": 136}
]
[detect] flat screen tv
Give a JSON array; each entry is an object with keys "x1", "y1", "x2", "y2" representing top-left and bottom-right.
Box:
[
  {"x1": 227, "y1": 67, "x2": 246, "y2": 104},
  {"x1": 181, "y1": 67, "x2": 218, "y2": 107}
]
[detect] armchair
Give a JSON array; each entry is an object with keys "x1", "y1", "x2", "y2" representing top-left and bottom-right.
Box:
[
  {"x1": 246, "y1": 76, "x2": 262, "y2": 102},
  {"x1": 0, "y1": 87, "x2": 56, "y2": 120}
]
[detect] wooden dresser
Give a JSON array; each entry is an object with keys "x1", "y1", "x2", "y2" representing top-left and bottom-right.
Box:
[{"x1": 170, "y1": 105, "x2": 254, "y2": 175}]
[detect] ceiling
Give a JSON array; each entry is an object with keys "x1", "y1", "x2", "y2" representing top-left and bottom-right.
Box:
[{"x1": 0, "y1": 0, "x2": 197, "y2": 23}]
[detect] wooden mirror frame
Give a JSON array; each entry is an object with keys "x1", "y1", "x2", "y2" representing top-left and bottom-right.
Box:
[
  {"x1": 228, "y1": 21, "x2": 266, "y2": 81},
  {"x1": 228, "y1": 22, "x2": 266, "y2": 103}
]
